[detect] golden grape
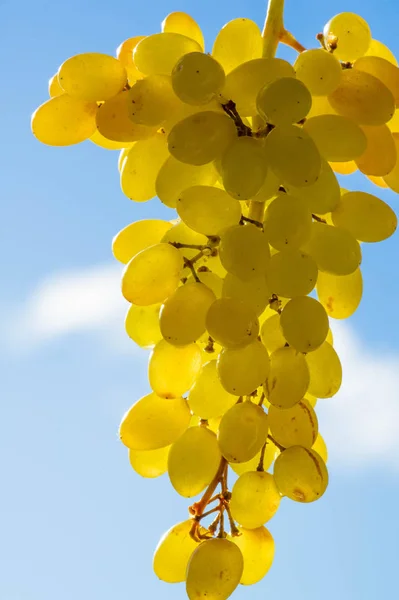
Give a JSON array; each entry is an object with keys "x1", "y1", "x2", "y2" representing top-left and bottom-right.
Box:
[
  {"x1": 274, "y1": 445, "x2": 328, "y2": 503},
  {"x1": 149, "y1": 340, "x2": 202, "y2": 398},
  {"x1": 230, "y1": 471, "x2": 281, "y2": 528},
  {"x1": 280, "y1": 296, "x2": 329, "y2": 353},
  {"x1": 264, "y1": 347, "x2": 310, "y2": 409},
  {"x1": 218, "y1": 402, "x2": 268, "y2": 463},
  {"x1": 217, "y1": 341, "x2": 270, "y2": 396}
]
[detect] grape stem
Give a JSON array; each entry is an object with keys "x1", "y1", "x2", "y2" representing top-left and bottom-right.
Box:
[
  {"x1": 312, "y1": 213, "x2": 327, "y2": 223},
  {"x1": 257, "y1": 442, "x2": 267, "y2": 471},
  {"x1": 268, "y1": 434, "x2": 286, "y2": 452},
  {"x1": 240, "y1": 215, "x2": 264, "y2": 229}
]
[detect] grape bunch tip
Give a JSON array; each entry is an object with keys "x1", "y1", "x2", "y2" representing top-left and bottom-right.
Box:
[{"x1": 31, "y1": 1, "x2": 398, "y2": 599}]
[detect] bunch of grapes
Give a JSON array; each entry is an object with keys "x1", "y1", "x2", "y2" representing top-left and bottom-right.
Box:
[{"x1": 31, "y1": 2, "x2": 399, "y2": 599}]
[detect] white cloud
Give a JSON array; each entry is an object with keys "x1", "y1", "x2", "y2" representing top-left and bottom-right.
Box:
[
  {"x1": 4, "y1": 263, "x2": 132, "y2": 352},
  {"x1": 3, "y1": 262, "x2": 399, "y2": 468},
  {"x1": 318, "y1": 322, "x2": 399, "y2": 470}
]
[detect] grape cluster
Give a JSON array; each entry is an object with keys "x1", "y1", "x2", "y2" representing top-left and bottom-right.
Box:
[{"x1": 31, "y1": 6, "x2": 398, "y2": 600}]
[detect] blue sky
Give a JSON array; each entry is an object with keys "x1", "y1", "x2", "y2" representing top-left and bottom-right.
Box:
[{"x1": 1, "y1": 1, "x2": 399, "y2": 599}]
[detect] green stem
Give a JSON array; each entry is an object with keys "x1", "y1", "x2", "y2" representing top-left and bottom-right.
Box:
[{"x1": 248, "y1": 0, "x2": 285, "y2": 221}]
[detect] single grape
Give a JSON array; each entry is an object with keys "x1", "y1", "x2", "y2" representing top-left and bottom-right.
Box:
[
  {"x1": 303, "y1": 114, "x2": 367, "y2": 161},
  {"x1": 112, "y1": 219, "x2": 172, "y2": 264},
  {"x1": 212, "y1": 19, "x2": 262, "y2": 74},
  {"x1": 266, "y1": 249, "x2": 318, "y2": 298},
  {"x1": 355, "y1": 125, "x2": 397, "y2": 176},
  {"x1": 274, "y1": 445, "x2": 328, "y2": 503},
  {"x1": 206, "y1": 297, "x2": 259, "y2": 349},
  {"x1": 269, "y1": 400, "x2": 318, "y2": 448},
  {"x1": 121, "y1": 242, "x2": 183, "y2": 305},
  {"x1": 186, "y1": 538, "x2": 244, "y2": 600},
  {"x1": 317, "y1": 268, "x2": 363, "y2": 319},
  {"x1": 280, "y1": 296, "x2": 329, "y2": 353},
  {"x1": 219, "y1": 224, "x2": 270, "y2": 280},
  {"x1": 221, "y1": 137, "x2": 268, "y2": 200},
  {"x1": 257, "y1": 77, "x2": 312, "y2": 126},
  {"x1": 294, "y1": 49, "x2": 342, "y2": 96},
  {"x1": 264, "y1": 347, "x2": 310, "y2": 409},
  {"x1": 217, "y1": 341, "x2": 270, "y2": 396},
  {"x1": 162, "y1": 12, "x2": 205, "y2": 49},
  {"x1": 323, "y1": 12, "x2": 371, "y2": 62},
  {"x1": 119, "y1": 393, "x2": 190, "y2": 450},
  {"x1": 177, "y1": 185, "x2": 241, "y2": 235},
  {"x1": 133, "y1": 32, "x2": 202, "y2": 75},
  {"x1": 149, "y1": 340, "x2": 202, "y2": 399},
  {"x1": 305, "y1": 341, "x2": 342, "y2": 398},
  {"x1": 230, "y1": 471, "x2": 281, "y2": 528},
  {"x1": 129, "y1": 445, "x2": 170, "y2": 478},
  {"x1": 331, "y1": 191, "x2": 397, "y2": 242},
  {"x1": 125, "y1": 303, "x2": 162, "y2": 348},
  {"x1": 233, "y1": 526, "x2": 275, "y2": 585},
  {"x1": 58, "y1": 52, "x2": 127, "y2": 101},
  {"x1": 168, "y1": 426, "x2": 221, "y2": 497},
  {"x1": 172, "y1": 52, "x2": 225, "y2": 105},
  {"x1": 218, "y1": 402, "x2": 268, "y2": 463},
  {"x1": 301, "y1": 222, "x2": 362, "y2": 276},
  {"x1": 153, "y1": 520, "x2": 201, "y2": 583}
]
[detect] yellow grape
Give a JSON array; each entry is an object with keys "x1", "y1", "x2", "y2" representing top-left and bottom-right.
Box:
[
  {"x1": 91, "y1": 130, "x2": 133, "y2": 150},
  {"x1": 303, "y1": 114, "x2": 367, "y2": 162},
  {"x1": 128, "y1": 445, "x2": 170, "y2": 478},
  {"x1": 162, "y1": 12, "x2": 205, "y2": 50},
  {"x1": 133, "y1": 32, "x2": 202, "y2": 75},
  {"x1": 323, "y1": 12, "x2": 371, "y2": 61},
  {"x1": 274, "y1": 445, "x2": 328, "y2": 502},
  {"x1": 156, "y1": 158, "x2": 217, "y2": 209},
  {"x1": 223, "y1": 57, "x2": 295, "y2": 117},
  {"x1": 265, "y1": 125, "x2": 321, "y2": 187},
  {"x1": 307, "y1": 95, "x2": 336, "y2": 118},
  {"x1": 264, "y1": 192, "x2": 312, "y2": 250},
  {"x1": 332, "y1": 191, "x2": 397, "y2": 242},
  {"x1": 58, "y1": 53, "x2": 127, "y2": 101},
  {"x1": 219, "y1": 224, "x2": 270, "y2": 280},
  {"x1": 280, "y1": 297, "x2": 329, "y2": 353},
  {"x1": 119, "y1": 393, "x2": 190, "y2": 450},
  {"x1": 206, "y1": 297, "x2": 259, "y2": 349},
  {"x1": 188, "y1": 360, "x2": 237, "y2": 418},
  {"x1": 305, "y1": 341, "x2": 343, "y2": 398},
  {"x1": 230, "y1": 471, "x2": 281, "y2": 528},
  {"x1": 161, "y1": 221, "x2": 208, "y2": 260},
  {"x1": 221, "y1": 137, "x2": 267, "y2": 200},
  {"x1": 257, "y1": 77, "x2": 312, "y2": 126},
  {"x1": 330, "y1": 161, "x2": 358, "y2": 175},
  {"x1": 127, "y1": 75, "x2": 181, "y2": 127},
  {"x1": 168, "y1": 426, "x2": 221, "y2": 497},
  {"x1": 153, "y1": 520, "x2": 201, "y2": 583},
  {"x1": 222, "y1": 274, "x2": 270, "y2": 317},
  {"x1": 164, "y1": 97, "x2": 223, "y2": 133},
  {"x1": 302, "y1": 222, "x2": 362, "y2": 275},
  {"x1": 172, "y1": 52, "x2": 225, "y2": 105},
  {"x1": 312, "y1": 434, "x2": 328, "y2": 463},
  {"x1": 252, "y1": 168, "x2": 281, "y2": 203},
  {"x1": 366, "y1": 39, "x2": 398, "y2": 65},
  {"x1": 118, "y1": 147, "x2": 130, "y2": 170},
  {"x1": 367, "y1": 175, "x2": 389, "y2": 188},
  {"x1": 177, "y1": 185, "x2": 241, "y2": 234},
  {"x1": 317, "y1": 268, "x2": 363, "y2": 319},
  {"x1": 212, "y1": 18, "x2": 262, "y2": 74},
  {"x1": 149, "y1": 340, "x2": 202, "y2": 399},
  {"x1": 186, "y1": 538, "x2": 243, "y2": 600},
  {"x1": 267, "y1": 249, "x2": 318, "y2": 298},
  {"x1": 125, "y1": 303, "x2": 162, "y2": 348},
  {"x1": 328, "y1": 69, "x2": 395, "y2": 125},
  {"x1": 218, "y1": 402, "x2": 268, "y2": 463},
  {"x1": 191, "y1": 271, "x2": 223, "y2": 298},
  {"x1": 160, "y1": 282, "x2": 216, "y2": 345},
  {"x1": 260, "y1": 314, "x2": 287, "y2": 354},
  {"x1": 48, "y1": 73, "x2": 63, "y2": 97},
  {"x1": 121, "y1": 243, "x2": 183, "y2": 305},
  {"x1": 355, "y1": 124, "x2": 397, "y2": 176},
  {"x1": 96, "y1": 91, "x2": 156, "y2": 142},
  {"x1": 120, "y1": 132, "x2": 169, "y2": 201},
  {"x1": 116, "y1": 36, "x2": 145, "y2": 83},
  {"x1": 354, "y1": 56, "x2": 399, "y2": 106},
  {"x1": 285, "y1": 158, "x2": 340, "y2": 214},
  {"x1": 230, "y1": 439, "x2": 279, "y2": 476},
  {"x1": 264, "y1": 347, "x2": 310, "y2": 409},
  {"x1": 31, "y1": 95, "x2": 97, "y2": 146},
  {"x1": 234, "y1": 526, "x2": 275, "y2": 585},
  {"x1": 383, "y1": 133, "x2": 399, "y2": 192},
  {"x1": 112, "y1": 219, "x2": 172, "y2": 264},
  {"x1": 388, "y1": 110, "x2": 399, "y2": 133},
  {"x1": 168, "y1": 111, "x2": 237, "y2": 165},
  {"x1": 269, "y1": 400, "x2": 318, "y2": 448},
  {"x1": 294, "y1": 49, "x2": 342, "y2": 96},
  {"x1": 217, "y1": 341, "x2": 270, "y2": 396}
]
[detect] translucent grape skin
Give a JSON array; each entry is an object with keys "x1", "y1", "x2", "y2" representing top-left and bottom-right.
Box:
[
  {"x1": 172, "y1": 52, "x2": 225, "y2": 105},
  {"x1": 233, "y1": 526, "x2": 275, "y2": 585},
  {"x1": 217, "y1": 341, "x2": 270, "y2": 396},
  {"x1": 153, "y1": 520, "x2": 201, "y2": 583},
  {"x1": 274, "y1": 445, "x2": 329, "y2": 503},
  {"x1": 218, "y1": 402, "x2": 269, "y2": 463},
  {"x1": 230, "y1": 471, "x2": 281, "y2": 528}
]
